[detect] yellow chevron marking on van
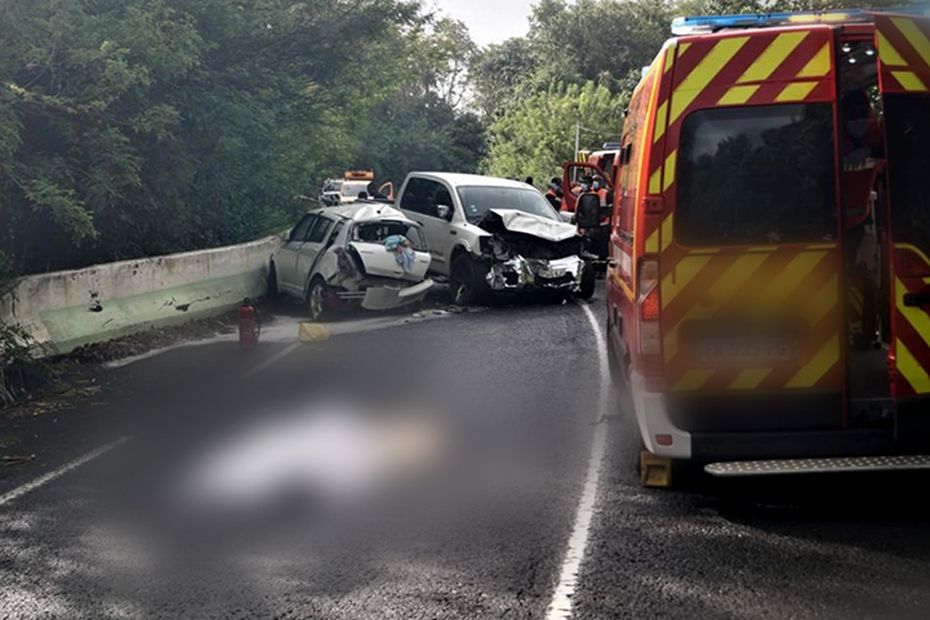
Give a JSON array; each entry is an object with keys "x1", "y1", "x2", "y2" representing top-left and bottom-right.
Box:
[
  {"x1": 664, "y1": 46, "x2": 676, "y2": 73},
  {"x1": 892, "y1": 70, "x2": 929, "y2": 92},
  {"x1": 877, "y1": 30, "x2": 908, "y2": 67},
  {"x1": 645, "y1": 228, "x2": 659, "y2": 254},
  {"x1": 896, "y1": 278, "x2": 930, "y2": 351},
  {"x1": 649, "y1": 166, "x2": 662, "y2": 195},
  {"x1": 674, "y1": 369, "x2": 715, "y2": 391},
  {"x1": 896, "y1": 339, "x2": 930, "y2": 393},
  {"x1": 677, "y1": 42, "x2": 692, "y2": 58},
  {"x1": 653, "y1": 100, "x2": 668, "y2": 143},
  {"x1": 739, "y1": 32, "x2": 809, "y2": 83},
  {"x1": 669, "y1": 37, "x2": 750, "y2": 125},
  {"x1": 660, "y1": 213, "x2": 675, "y2": 252},
  {"x1": 776, "y1": 81, "x2": 818, "y2": 102},
  {"x1": 797, "y1": 43, "x2": 832, "y2": 78},
  {"x1": 663, "y1": 252, "x2": 767, "y2": 358},
  {"x1": 661, "y1": 255, "x2": 711, "y2": 309},
  {"x1": 729, "y1": 368, "x2": 772, "y2": 390},
  {"x1": 662, "y1": 150, "x2": 678, "y2": 192},
  {"x1": 718, "y1": 85, "x2": 759, "y2": 106},
  {"x1": 786, "y1": 334, "x2": 839, "y2": 389},
  {"x1": 893, "y1": 17, "x2": 930, "y2": 69},
  {"x1": 759, "y1": 251, "x2": 827, "y2": 306},
  {"x1": 702, "y1": 253, "x2": 769, "y2": 312}
]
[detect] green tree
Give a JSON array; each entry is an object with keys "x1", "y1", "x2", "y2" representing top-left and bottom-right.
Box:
[{"x1": 484, "y1": 81, "x2": 623, "y2": 184}]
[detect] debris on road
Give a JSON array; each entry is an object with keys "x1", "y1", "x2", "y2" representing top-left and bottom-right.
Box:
[{"x1": 2, "y1": 454, "x2": 36, "y2": 467}]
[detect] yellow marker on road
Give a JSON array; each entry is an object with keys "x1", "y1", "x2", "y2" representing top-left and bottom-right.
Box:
[{"x1": 299, "y1": 323, "x2": 330, "y2": 343}]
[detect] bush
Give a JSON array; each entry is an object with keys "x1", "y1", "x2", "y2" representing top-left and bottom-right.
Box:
[{"x1": 0, "y1": 321, "x2": 49, "y2": 407}]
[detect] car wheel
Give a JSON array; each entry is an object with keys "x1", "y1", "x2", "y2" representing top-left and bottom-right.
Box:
[
  {"x1": 576, "y1": 262, "x2": 596, "y2": 300},
  {"x1": 266, "y1": 262, "x2": 280, "y2": 301},
  {"x1": 450, "y1": 255, "x2": 487, "y2": 306},
  {"x1": 306, "y1": 278, "x2": 330, "y2": 321}
]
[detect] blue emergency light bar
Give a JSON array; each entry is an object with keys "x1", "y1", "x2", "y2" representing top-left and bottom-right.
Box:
[{"x1": 671, "y1": 6, "x2": 928, "y2": 36}]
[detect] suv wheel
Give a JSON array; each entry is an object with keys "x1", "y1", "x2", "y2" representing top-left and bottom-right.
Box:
[
  {"x1": 576, "y1": 262, "x2": 596, "y2": 300},
  {"x1": 450, "y1": 254, "x2": 487, "y2": 306}
]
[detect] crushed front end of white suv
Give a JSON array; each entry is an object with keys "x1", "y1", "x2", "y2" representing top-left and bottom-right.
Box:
[{"x1": 477, "y1": 209, "x2": 587, "y2": 294}]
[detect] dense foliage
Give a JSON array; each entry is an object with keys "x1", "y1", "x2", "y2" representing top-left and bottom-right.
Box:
[{"x1": 0, "y1": 0, "x2": 483, "y2": 276}]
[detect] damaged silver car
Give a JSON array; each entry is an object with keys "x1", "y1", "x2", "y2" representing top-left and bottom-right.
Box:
[
  {"x1": 269, "y1": 204, "x2": 433, "y2": 320},
  {"x1": 395, "y1": 173, "x2": 595, "y2": 304}
]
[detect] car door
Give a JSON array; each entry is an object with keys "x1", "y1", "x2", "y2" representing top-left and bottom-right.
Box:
[
  {"x1": 296, "y1": 214, "x2": 336, "y2": 290},
  {"x1": 872, "y1": 12, "x2": 930, "y2": 400},
  {"x1": 278, "y1": 214, "x2": 316, "y2": 294},
  {"x1": 400, "y1": 177, "x2": 456, "y2": 275}
]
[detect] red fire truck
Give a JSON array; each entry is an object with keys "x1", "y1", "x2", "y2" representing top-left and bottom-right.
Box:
[{"x1": 604, "y1": 8, "x2": 930, "y2": 486}]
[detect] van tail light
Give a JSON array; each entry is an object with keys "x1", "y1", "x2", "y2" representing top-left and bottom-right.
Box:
[{"x1": 638, "y1": 258, "x2": 661, "y2": 357}]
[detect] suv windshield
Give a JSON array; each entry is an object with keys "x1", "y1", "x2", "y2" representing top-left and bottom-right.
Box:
[
  {"x1": 457, "y1": 186, "x2": 559, "y2": 224},
  {"x1": 676, "y1": 104, "x2": 837, "y2": 246},
  {"x1": 352, "y1": 221, "x2": 427, "y2": 251}
]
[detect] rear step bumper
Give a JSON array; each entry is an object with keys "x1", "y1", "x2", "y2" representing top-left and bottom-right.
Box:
[{"x1": 706, "y1": 455, "x2": 930, "y2": 477}]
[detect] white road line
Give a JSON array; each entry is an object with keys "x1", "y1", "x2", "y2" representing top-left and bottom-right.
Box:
[
  {"x1": 0, "y1": 437, "x2": 131, "y2": 508},
  {"x1": 546, "y1": 303, "x2": 610, "y2": 620}
]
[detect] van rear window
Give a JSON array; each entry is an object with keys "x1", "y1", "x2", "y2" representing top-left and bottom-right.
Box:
[{"x1": 676, "y1": 104, "x2": 837, "y2": 246}]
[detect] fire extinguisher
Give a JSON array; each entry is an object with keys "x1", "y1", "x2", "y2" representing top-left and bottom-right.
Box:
[{"x1": 239, "y1": 298, "x2": 260, "y2": 351}]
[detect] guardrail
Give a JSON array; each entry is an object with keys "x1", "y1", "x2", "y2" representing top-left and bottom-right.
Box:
[{"x1": 0, "y1": 235, "x2": 283, "y2": 355}]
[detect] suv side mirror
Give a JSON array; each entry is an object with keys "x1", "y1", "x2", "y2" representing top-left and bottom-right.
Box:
[{"x1": 436, "y1": 204, "x2": 453, "y2": 221}]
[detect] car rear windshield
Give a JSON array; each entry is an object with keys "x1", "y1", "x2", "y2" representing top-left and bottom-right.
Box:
[
  {"x1": 457, "y1": 186, "x2": 559, "y2": 224},
  {"x1": 352, "y1": 221, "x2": 427, "y2": 251},
  {"x1": 886, "y1": 95, "x2": 930, "y2": 262},
  {"x1": 676, "y1": 104, "x2": 837, "y2": 246}
]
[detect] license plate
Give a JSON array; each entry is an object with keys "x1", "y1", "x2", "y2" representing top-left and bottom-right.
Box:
[{"x1": 698, "y1": 339, "x2": 797, "y2": 363}]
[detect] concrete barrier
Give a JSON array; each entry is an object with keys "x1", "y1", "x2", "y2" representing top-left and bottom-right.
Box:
[{"x1": 0, "y1": 236, "x2": 282, "y2": 355}]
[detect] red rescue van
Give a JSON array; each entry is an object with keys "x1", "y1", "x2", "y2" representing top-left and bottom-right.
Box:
[{"x1": 605, "y1": 9, "x2": 930, "y2": 483}]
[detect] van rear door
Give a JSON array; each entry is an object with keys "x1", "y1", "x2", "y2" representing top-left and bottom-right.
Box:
[
  {"x1": 872, "y1": 12, "x2": 930, "y2": 402},
  {"x1": 657, "y1": 27, "x2": 845, "y2": 425}
]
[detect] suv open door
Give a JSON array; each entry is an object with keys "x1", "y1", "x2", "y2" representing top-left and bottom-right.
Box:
[{"x1": 872, "y1": 12, "x2": 930, "y2": 423}]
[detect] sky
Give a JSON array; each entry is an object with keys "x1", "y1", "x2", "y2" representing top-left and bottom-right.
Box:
[{"x1": 431, "y1": 0, "x2": 535, "y2": 47}]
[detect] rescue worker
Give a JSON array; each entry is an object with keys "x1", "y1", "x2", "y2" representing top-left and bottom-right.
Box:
[
  {"x1": 576, "y1": 176, "x2": 607, "y2": 260},
  {"x1": 545, "y1": 177, "x2": 563, "y2": 211},
  {"x1": 592, "y1": 177, "x2": 609, "y2": 208}
]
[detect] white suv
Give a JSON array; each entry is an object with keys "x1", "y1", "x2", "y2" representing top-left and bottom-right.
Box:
[{"x1": 396, "y1": 172, "x2": 594, "y2": 304}]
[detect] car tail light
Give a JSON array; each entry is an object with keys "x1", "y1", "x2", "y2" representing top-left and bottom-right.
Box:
[{"x1": 638, "y1": 258, "x2": 661, "y2": 357}]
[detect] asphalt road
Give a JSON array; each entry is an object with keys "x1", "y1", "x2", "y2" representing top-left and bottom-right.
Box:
[{"x1": 2, "y1": 285, "x2": 930, "y2": 619}]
